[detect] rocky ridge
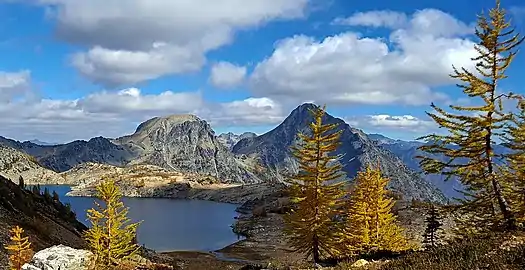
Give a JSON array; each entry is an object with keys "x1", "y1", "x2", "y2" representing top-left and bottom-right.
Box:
[
  {"x1": 232, "y1": 103, "x2": 447, "y2": 204},
  {"x1": 63, "y1": 162, "x2": 280, "y2": 204},
  {"x1": 0, "y1": 104, "x2": 448, "y2": 203},
  {"x1": 0, "y1": 144, "x2": 66, "y2": 184},
  {"x1": 114, "y1": 115, "x2": 261, "y2": 184},
  {"x1": 217, "y1": 132, "x2": 257, "y2": 150}
]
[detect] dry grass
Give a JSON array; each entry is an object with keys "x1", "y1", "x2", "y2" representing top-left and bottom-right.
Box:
[{"x1": 331, "y1": 232, "x2": 525, "y2": 270}]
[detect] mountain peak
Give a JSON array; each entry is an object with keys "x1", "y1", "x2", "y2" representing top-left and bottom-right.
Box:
[
  {"x1": 232, "y1": 103, "x2": 447, "y2": 203},
  {"x1": 134, "y1": 114, "x2": 201, "y2": 134}
]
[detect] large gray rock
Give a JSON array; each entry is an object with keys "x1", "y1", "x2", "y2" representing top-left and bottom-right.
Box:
[{"x1": 22, "y1": 245, "x2": 92, "y2": 270}]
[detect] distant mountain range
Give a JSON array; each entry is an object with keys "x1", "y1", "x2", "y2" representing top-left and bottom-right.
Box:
[
  {"x1": 0, "y1": 103, "x2": 451, "y2": 203},
  {"x1": 217, "y1": 132, "x2": 257, "y2": 150},
  {"x1": 27, "y1": 139, "x2": 58, "y2": 146},
  {"x1": 367, "y1": 133, "x2": 511, "y2": 199}
]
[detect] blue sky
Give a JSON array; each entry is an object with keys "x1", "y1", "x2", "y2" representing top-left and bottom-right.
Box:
[{"x1": 0, "y1": 0, "x2": 524, "y2": 143}]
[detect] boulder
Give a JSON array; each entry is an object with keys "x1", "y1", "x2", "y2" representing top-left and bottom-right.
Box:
[
  {"x1": 351, "y1": 259, "x2": 369, "y2": 267},
  {"x1": 22, "y1": 245, "x2": 92, "y2": 270}
]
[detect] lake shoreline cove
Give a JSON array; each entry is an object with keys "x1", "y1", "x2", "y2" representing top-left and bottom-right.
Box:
[
  {"x1": 29, "y1": 183, "x2": 288, "y2": 267},
  {"x1": 33, "y1": 185, "x2": 245, "y2": 253}
]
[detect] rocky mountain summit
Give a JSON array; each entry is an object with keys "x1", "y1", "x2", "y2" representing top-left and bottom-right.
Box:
[
  {"x1": 114, "y1": 114, "x2": 260, "y2": 183},
  {"x1": 217, "y1": 132, "x2": 257, "y2": 150},
  {"x1": 233, "y1": 103, "x2": 447, "y2": 203}
]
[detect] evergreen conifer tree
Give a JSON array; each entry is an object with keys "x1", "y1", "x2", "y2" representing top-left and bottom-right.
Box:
[
  {"x1": 422, "y1": 204, "x2": 443, "y2": 248},
  {"x1": 340, "y1": 166, "x2": 410, "y2": 254},
  {"x1": 31, "y1": 185, "x2": 39, "y2": 196},
  {"x1": 416, "y1": 0, "x2": 523, "y2": 233},
  {"x1": 43, "y1": 187, "x2": 52, "y2": 202},
  {"x1": 283, "y1": 104, "x2": 346, "y2": 263},
  {"x1": 17, "y1": 176, "x2": 24, "y2": 189},
  {"x1": 84, "y1": 179, "x2": 141, "y2": 267},
  {"x1": 502, "y1": 99, "x2": 525, "y2": 225},
  {"x1": 52, "y1": 190, "x2": 60, "y2": 202},
  {"x1": 4, "y1": 225, "x2": 33, "y2": 270}
]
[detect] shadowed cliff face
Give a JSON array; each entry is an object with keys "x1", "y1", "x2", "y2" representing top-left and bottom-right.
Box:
[
  {"x1": 232, "y1": 103, "x2": 447, "y2": 204},
  {"x1": 0, "y1": 175, "x2": 87, "y2": 269}
]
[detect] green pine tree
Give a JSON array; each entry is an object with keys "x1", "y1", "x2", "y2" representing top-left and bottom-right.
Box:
[
  {"x1": 17, "y1": 176, "x2": 24, "y2": 189},
  {"x1": 52, "y1": 190, "x2": 60, "y2": 202},
  {"x1": 422, "y1": 204, "x2": 443, "y2": 248},
  {"x1": 416, "y1": 0, "x2": 523, "y2": 234}
]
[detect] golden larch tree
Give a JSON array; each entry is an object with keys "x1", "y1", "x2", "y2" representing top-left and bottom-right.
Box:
[
  {"x1": 416, "y1": 0, "x2": 523, "y2": 233},
  {"x1": 340, "y1": 166, "x2": 410, "y2": 254},
  {"x1": 4, "y1": 225, "x2": 33, "y2": 270},
  {"x1": 84, "y1": 179, "x2": 142, "y2": 267},
  {"x1": 502, "y1": 100, "x2": 525, "y2": 225},
  {"x1": 283, "y1": 104, "x2": 346, "y2": 264}
]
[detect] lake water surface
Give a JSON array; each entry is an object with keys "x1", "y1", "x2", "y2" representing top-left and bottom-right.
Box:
[{"x1": 39, "y1": 185, "x2": 243, "y2": 252}]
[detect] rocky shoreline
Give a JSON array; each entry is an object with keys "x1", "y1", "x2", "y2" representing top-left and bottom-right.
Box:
[
  {"x1": 67, "y1": 181, "x2": 282, "y2": 205},
  {"x1": 156, "y1": 187, "x2": 300, "y2": 270}
]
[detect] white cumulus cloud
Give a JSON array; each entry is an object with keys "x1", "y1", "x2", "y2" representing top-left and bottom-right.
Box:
[
  {"x1": 249, "y1": 8, "x2": 477, "y2": 107},
  {"x1": 209, "y1": 62, "x2": 247, "y2": 89},
  {"x1": 345, "y1": 114, "x2": 437, "y2": 135},
  {"x1": 0, "y1": 72, "x2": 285, "y2": 142},
  {"x1": 35, "y1": 0, "x2": 310, "y2": 87}
]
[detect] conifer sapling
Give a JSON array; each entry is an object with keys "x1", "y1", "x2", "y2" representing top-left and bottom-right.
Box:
[
  {"x1": 4, "y1": 225, "x2": 34, "y2": 270},
  {"x1": 422, "y1": 204, "x2": 443, "y2": 248},
  {"x1": 340, "y1": 165, "x2": 410, "y2": 254},
  {"x1": 84, "y1": 179, "x2": 142, "y2": 267}
]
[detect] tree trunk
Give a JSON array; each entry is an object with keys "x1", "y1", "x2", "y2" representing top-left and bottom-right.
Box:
[
  {"x1": 313, "y1": 235, "x2": 320, "y2": 264},
  {"x1": 491, "y1": 177, "x2": 516, "y2": 229}
]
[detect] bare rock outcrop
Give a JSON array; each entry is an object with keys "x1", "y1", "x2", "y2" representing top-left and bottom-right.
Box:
[{"x1": 0, "y1": 144, "x2": 66, "y2": 184}]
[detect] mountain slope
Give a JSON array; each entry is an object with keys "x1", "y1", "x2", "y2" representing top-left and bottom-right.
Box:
[
  {"x1": 0, "y1": 144, "x2": 67, "y2": 184},
  {"x1": 233, "y1": 103, "x2": 447, "y2": 203},
  {"x1": 0, "y1": 136, "x2": 133, "y2": 172},
  {"x1": 372, "y1": 137, "x2": 511, "y2": 199},
  {"x1": 0, "y1": 175, "x2": 87, "y2": 268},
  {"x1": 217, "y1": 132, "x2": 257, "y2": 150},
  {"x1": 0, "y1": 116, "x2": 261, "y2": 184}
]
